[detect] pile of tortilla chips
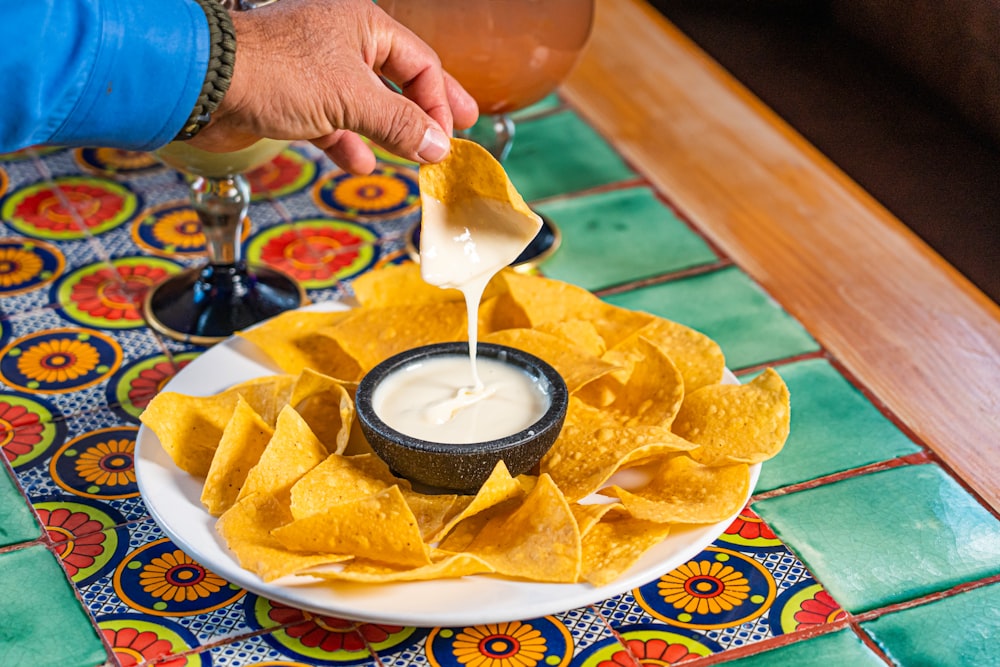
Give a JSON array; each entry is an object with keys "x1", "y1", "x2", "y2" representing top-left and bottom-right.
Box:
[{"x1": 142, "y1": 264, "x2": 790, "y2": 587}]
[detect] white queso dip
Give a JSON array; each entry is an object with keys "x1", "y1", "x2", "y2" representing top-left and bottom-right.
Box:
[{"x1": 372, "y1": 354, "x2": 550, "y2": 444}]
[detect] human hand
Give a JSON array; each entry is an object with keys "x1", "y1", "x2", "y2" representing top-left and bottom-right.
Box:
[{"x1": 186, "y1": 0, "x2": 479, "y2": 174}]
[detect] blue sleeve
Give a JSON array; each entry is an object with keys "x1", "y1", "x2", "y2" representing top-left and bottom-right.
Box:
[{"x1": 0, "y1": 0, "x2": 211, "y2": 152}]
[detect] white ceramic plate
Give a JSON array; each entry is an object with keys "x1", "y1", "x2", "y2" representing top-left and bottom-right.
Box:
[{"x1": 135, "y1": 301, "x2": 758, "y2": 627}]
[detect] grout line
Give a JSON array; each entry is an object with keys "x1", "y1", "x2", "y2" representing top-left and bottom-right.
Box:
[
  {"x1": 527, "y1": 175, "x2": 649, "y2": 207},
  {"x1": 592, "y1": 259, "x2": 735, "y2": 298},
  {"x1": 849, "y1": 622, "x2": 897, "y2": 664},
  {"x1": 750, "y1": 452, "x2": 932, "y2": 502},
  {"x1": 732, "y1": 350, "x2": 827, "y2": 375},
  {"x1": 851, "y1": 572, "x2": 1000, "y2": 624},
  {"x1": 680, "y1": 619, "x2": 857, "y2": 666}
]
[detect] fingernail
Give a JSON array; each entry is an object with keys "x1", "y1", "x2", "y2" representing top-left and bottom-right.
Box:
[{"x1": 417, "y1": 126, "x2": 450, "y2": 162}]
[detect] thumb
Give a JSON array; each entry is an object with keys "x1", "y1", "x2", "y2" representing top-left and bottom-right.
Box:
[{"x1": 348, "y1": 77, "x2": 453, "y2": 164}]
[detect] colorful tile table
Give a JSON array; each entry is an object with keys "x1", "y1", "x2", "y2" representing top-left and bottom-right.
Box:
[{"x1": 2, "y1": 0, "x2": 998, "y2": 665}]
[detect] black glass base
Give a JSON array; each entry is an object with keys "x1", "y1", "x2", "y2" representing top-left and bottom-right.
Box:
[{"x1": 142, "y1": 262, "x2": 305, "y2": 346}]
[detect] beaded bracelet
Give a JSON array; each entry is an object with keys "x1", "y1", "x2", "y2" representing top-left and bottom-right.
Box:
[{"x1": 174, "y1": 0, "x2": 237, "y2": 141}]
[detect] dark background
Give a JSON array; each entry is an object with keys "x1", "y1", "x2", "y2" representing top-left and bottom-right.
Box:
[{"x1": 647, "y1": 0, "x2": 1000, "y2": 303}]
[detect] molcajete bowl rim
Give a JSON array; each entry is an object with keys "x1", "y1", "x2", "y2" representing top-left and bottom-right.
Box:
[{"x1": 355, "y1": 341, "x2": 568, "y2": 456}]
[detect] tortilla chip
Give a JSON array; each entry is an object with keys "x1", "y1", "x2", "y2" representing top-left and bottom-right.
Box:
[
  {"x1": 602, "y1": 455, "x2": 751, "y2": 524},
  {"x1": 307, "y1": 552, "x2": 493, "y2": 583},
  {"x1": 319, "y1": 302, "x2": 468, "y2": 371},
  {"x1": 429, "y1": 460, "x2": 523, "y2": 545},
  {"x1": 463, "y1": 474, "x2": 581, "y2": 583},
  {"x1": 216, "y1": 492, "x2": 349, "y2": 582},
  {"x1": 493, "y1": 271, "x2": 603, "y2": 328},
  {"x1": 401, "y1": 491, "x2": 463, "y2": 541},
  {"x1": 571, "y1": 502, "x2": 619, "y2": 537},
  {"x1": 352, "y1": 262, "x2": 463, "y2": 307},
  {"x1": 289, "y1": 369, "x2": 355, "y2": 455},
  {"x1": 237, "y1": 405, "x2": 328, "y2": 503},
  {"x1": 272, "y1": 485, "x2": 431, "y2": 567},
  {"x1": 580, "y1": 507, "x2": 673, "y2": 586},
  {"x1": 617, "y1": 316, "x2": 725, "y2": 392},
  {"x1": 541, "y1": 398, "x2": 696, "y2": 502},
  {"x1": 481, "y1": 328, "x2": 619, "y2": 394},
  {"x1": 288, "y1": 453, "x2": 404, "y2": 520},
  {"x1": 420, "y1": 138, "x2": 536, "y2": 217},
  {"x1": 201, "y1": 395, "x2": 275, "y2": 516},
  {"x1": 574, "y1": 336, "x2": 685, "y2": 428},
  {"x1": 674, "y1": 368, "x2": 790, "y2": 465},
  {"x1": 237, "y1": 309, "x2": 353, "y2": 376},
  {"x1": 140, "y1": 375, "x2": 292, "y2": 477},
  {"x1": 535, "y1": 319, "x2": 607, "y2": 358}
]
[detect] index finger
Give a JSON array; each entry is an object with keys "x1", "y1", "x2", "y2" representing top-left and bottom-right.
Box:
[{"x1": 370, "y1": 9, "x2": 458, "y2": 135}]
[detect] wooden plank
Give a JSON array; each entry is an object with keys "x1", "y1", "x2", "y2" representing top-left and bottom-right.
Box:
[{"x1": 562, "y1": 0, "x2": 1000, "y2": 509}]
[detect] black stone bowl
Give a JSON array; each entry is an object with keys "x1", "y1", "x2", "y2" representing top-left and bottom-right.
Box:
[{"x1": 355, "y1": 342, "x2": 568, "y2": 494}]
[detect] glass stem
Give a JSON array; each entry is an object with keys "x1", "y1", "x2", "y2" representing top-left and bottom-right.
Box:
[
  {"x1": 459, "y1": 113, "x2": 516, "y2": 162},
  {"x1": 491, "y1": 114, "x2": 515, "y2": 162},
  {"x1": 189, "y1": 174, "x2": 249, "y2": 266}
]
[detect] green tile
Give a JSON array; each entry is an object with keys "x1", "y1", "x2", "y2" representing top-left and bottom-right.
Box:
[
  {"x1": 753, "y1": 464, "x2": 1000, "y2": 613},
  {"x1": 603, "y1": 266, "x2": 819, "y2": 369},
  {"x1": 0, "y1": 464, "x2": 40, "y2": 547},
  {"x1": 504, "y1": 110, "x2": 635, "y2": 202},
  {"x1": 718, "y1": 629, "x2": 884, "y2": 666},
  {"x1": 0, "y1": 545, "x2": 107, "y2": 667},
  {"x1": 535, "y1": 187, "x2": 718, "y2": 290},
  {"x1": 747, "y1": 358, "x2": 920, "y2": 492},
  {"x1": 860, "y1": 582, "x2": 1000, "y2": 667}
]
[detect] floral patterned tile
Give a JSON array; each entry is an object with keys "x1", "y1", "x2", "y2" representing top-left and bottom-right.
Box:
[
  {"x1": 66, "y1": 147, "x2": 165, "y2": 181},
  {"x1": 201, "y1": 630, "x2": 376, "y2": 667},
  {"x1": 83, "y1": 516, "x2": 255, "y2": 648},
  {"x1": 15, "y1": 408, "x2": 147, "y2": 523},
  {"x1": 0, "y1": 150, "x2": 52, "y2": 194},
  {"x1": 247, "y1": 214, "x2": 394, "y2": 293},
  {"x1": 371, "y1": 606, "x2": 617, "y2": 667},
  {"x1": 593, "y1": 514, "x2": 844, "y2": 661},
  {"x1": 2, "y1": 171, "x2": 143, "y2": 247},
  {"x1": 0, "y1": 544, "x2": 109, "y2": 667},
  {"x1": 0, "y1": 308, "x2": 168, "y2": 417},
  {"x1": 0, "y1": 389, "x2": 68, "y2": 471},
  {"x1": 33, "y1": 146, "x2": 162, "y2": 182},
  {"x1": 39, "y1": 512, "x2": 131, "y2": 591},
  {"x1": 0, "y1": 235, "x2": 110, "y2": 317}
]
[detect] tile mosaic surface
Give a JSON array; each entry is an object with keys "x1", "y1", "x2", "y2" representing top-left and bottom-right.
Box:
[
  {"x1": 504, "y1": 110, "x2": 636, "y2": 202},
  {"x1": 860, "y1": 581, "x2": 1000, "y2": 667},
  {"x1": 0, "y1": 463, "x2": 40, "y2": 546},
  {"x1": 534, "y1": 186, "x2": 719, "y2": 291},
  {"x1": 753, "y1": 464, "x2": 1000, "y2": 613},
  {"x1": 1, "y1": 99, "x2": 997, "y2": 666}
]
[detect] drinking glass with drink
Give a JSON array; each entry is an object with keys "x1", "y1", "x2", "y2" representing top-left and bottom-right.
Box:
[
  {"x1": 379, "y1": 0, "x2": 595, "y2": 161},
  {"x1": 143, "y1": 139, "x2": 306, "y2": 345}
]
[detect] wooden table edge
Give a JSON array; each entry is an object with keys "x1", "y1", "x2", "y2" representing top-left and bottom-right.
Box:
[{"x1": 562, "y1": 0, "x2": 1000, "y2": 511}]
